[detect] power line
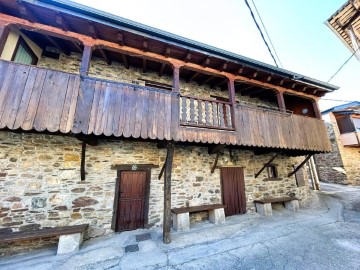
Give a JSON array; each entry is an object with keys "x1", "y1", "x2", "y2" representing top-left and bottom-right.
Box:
[
  {"x1": 250, "y1": 0, "x2": 283, "y2": 68},
  {"x1": 327, "y1": 47, "x2": 360, "y2": 83},
  {"x1": 243, "y1": 0, "x2": 280, "y2": 67}
]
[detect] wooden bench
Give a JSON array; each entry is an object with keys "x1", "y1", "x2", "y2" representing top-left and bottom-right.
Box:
[
  {"x1": 171, "y1": 204, "x2": 226, "y2": 231},
  {"x1": 254, "y1": 197, "x2": 299, "y2": 216},
  {"x1": 0, "y1": 224, "x2": 88, "y2": 255}
]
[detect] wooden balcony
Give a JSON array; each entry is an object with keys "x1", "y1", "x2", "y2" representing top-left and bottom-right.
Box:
[{"x1": 0, "y1": 60, "x2": 332, "y2": 152}]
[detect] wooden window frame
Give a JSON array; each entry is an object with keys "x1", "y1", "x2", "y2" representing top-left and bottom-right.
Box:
[
  {"x1": 263, "y1": 164, "x2": 282, "y2": 181},
  {"x1": 11, "y1": 35, "x2": 39, "y2": 65}
]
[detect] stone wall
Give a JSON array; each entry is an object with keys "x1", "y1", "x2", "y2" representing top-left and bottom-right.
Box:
[
  {"x1": 314, "y1": 122, "x2": 348, "y2": 184},
  {"x1": 0, "y1": 131, "x2": 310, "y2": 237}
]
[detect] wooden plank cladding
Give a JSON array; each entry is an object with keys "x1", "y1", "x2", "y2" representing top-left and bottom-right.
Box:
[{"x1": 0, "y1": 60, "x2": 332, "y2": 152}]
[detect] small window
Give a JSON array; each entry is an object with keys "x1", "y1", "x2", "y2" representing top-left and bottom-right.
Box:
[
  {"x1": 139, "y1": 79, "x2": 173, "y2": 91},
  {"x1": 266, "y1": 165, "x2": 278, "y2": 178},
  {"x1": 11, "y1": 36, "x2": 38, "y2": 65}
]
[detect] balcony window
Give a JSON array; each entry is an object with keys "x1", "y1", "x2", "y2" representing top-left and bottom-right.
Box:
[{"x1": 11, "y1": 36, "x2": 38, "y2": 65}]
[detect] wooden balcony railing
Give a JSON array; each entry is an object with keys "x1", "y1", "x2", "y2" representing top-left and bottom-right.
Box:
[
  {"x1": 179, "y1": 95, "x2": 235, "y2": 130},
  {"x1": 0, "y1": 60, "x2": 332, "y2": 152}
]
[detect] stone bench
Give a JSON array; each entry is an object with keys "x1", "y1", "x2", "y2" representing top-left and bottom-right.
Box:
[
  {"x1": 254, "y1": 197, "x2": 299, "y2": 216},
  {"x1": 171, "y1": 204, "x2": 226, "y2": 231},
  {"x1": 0, "y1": 224, "x2": 88, "y2": 255}
]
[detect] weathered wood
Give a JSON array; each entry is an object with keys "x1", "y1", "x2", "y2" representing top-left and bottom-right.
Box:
[
  {"x1": 79, "y1": 45, "x2": 93, "y2": 76},
  {"x1": 0, "y1": 224, "x2": 88, "y2": 243},
  {"x1": 211, "y1": 152, "x2": 220, "y2": 173},
  {"x1": 171, "y1": 204, "x2": 225, "y2": 214},
  {"x1": 312, "y1": 100, "x2": 321, "y2": 119},
  {"x1": 0, "y1": 25, "x2": 9, "y2": 56},
  {"x1": 254, "y1": 197, "x2": 298, "y2": 204},
  {"x1": 172, "y1": 65, "x2": 181, "y2": 92},
  {"x1": 80, "y1": 141, "x2": 86, "y2": 181},
  {"x1": 288, "y1": 154, "x2": 313, "y2": 177},
  {"x1": 276, "y1": 91, "x2": 286, "y2": 112},
  {"x1": 255, "y1": 153, "x2": 279, "y2": 178},
  {"x1": 163, "y1": 143, "x2": 174, "y2": 244}
]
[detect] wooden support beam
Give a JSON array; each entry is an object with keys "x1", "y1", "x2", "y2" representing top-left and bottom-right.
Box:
[
  {"x1": 238, "y1": 66, "x2": 244, "y2": 74},
  {"x1": 172, "y1": 64, "x2": 181, "y2": 92},
  {"x1": 221, "y1": 62, "x2": 228, "y2": 72},
  {"x1": 208, "y1": 144, "x2": 225, "y2": 154},
  {"x1": 202, "y1": 57, "x2": 210, "y2": 67},
  {"x1": 81, "y1": 141, "x2": 86, "y2": 181},
  {"x1": 142, "y1": 58, "x2": 147, "y2": 73},
  {"x1": 17, "y1": 0, "x2": 37, "y2": 22},
  {"x1": 0, "y1": 25, "x2": 10, "y2": 56},
  {"x1": 159, "y1": 63, "x2": 166, "y2": 77},
  {"x1": 238, "y1": 85, "x2": 255, "y2": 92},
  {"x1": 252, "y1": 71, "x2": 258, "y2": 79},
  {"x1": 211, "y1": 152, "x2": 220, "y2": 174},
  {"x1": 288, "y1": 154, "x2": 312, "y2": 177},
  {"x1": 97, "y1": 45, "x2": 111, "y2": 65},
  {"x1": 249, "y1": 89, "x2": 267, "y2": 98},
  {"x1": 117, "y1": 32, "x2": 124, "y2": 46},
  {"x1": 121, "y1": 54, "x2": 129, "y2": 69},
  {"x1": 200, "y1": 75, "x2": 215, "y2": 86},
  {"x1": 276, "y1": 91, "x2": 286, "y2": 112},
  {"x1": 44, "y1": 34, "x2": 71, "y2": 55},
  {"x1": 184, "y1": 52, "x2": 191, "y2": 62},
  {"x1": 187, "y1": 71, "x2": 199, "y2": 82},
  {"x1": 158, "y1": 158, "x2": 166, "y2": 180},
  {"x1": 212, "y1": 78, "x2": 227, "y2": 88},
  {"x1": 312, "y1": 100, "x2": 321, "y2": 119},
  {"x1": 227, "y1": 78, "x2": 236, "y2": 129},
  {"x1": 79, "y1": 45, "x2": 93, "y2": 77},
  {"x1": 267, "y1": 75, "x2": 272, "y2": 82},
  {"x1": 165, "y1": 47, "x2": 171, "y2": 58},
  {"x1": 163, "y1": 143, "x2": 175, "y2": 244},
  {"x1": 55, "y1": 11, "x2": 70, "y2": 32},
  {"x1": 143, "y1": 38, "x2": 148, "y2": 52},
  {"x1": 255, "y1": 153, "x2": 279, "y2": 178},
  {"x1": 302, "y1": 86, "x2": 307, "y2": 92}
]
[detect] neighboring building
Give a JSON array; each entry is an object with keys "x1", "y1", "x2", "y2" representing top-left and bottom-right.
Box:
[
  {"x1": 327, "y1": 0, "x2": 360, "y2": 60},
  {"x1": 315, "y1": 102, "x2": 360, "y2": 185},
  {"x1": 0, "y1": 0, "x2": 337, "y2": 252}
]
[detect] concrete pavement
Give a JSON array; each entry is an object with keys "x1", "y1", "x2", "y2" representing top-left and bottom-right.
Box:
[{"x1": 1, "y1": 183, "x2": 360, "y2": 270}]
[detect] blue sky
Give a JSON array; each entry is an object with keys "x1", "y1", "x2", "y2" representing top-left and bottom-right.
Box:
[{"x1": 73, "y1": 0, "x2": 360, "y2": 110}]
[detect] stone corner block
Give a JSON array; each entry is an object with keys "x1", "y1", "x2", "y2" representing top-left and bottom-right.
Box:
[
  {"x1": 285, "y1": 200, "x2": 299, "y2": 211},
  {"x1": 255, "y1": 202, "x2": 273, "y2": 216},
  {"x1": 209, "y1": 208, "x2": 225, "y2": 224},
  {"x1": 172, "y1": 212, "x2": 190, "y2": 231},
  {"x1": 57, "y1": 232, "x2": 84, "y2": 255}
]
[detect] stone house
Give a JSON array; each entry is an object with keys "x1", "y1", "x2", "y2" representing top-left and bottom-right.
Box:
[
  {"x1": 0, "y1": 0, "x2": 338, "y2": 251},
  {"x1": 315, "y1": 102, "x2": 360, "y2": 185}
]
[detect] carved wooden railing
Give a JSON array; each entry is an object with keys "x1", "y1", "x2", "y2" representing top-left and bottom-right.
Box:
[{"x1": 179, "y1": 95, "x2": 235, "y2": 130}]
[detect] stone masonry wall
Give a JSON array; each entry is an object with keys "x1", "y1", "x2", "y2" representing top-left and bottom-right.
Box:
[
  {"x1": 37, "y1": 50, "x2": 278, "y2": 109},
  {"x1": 0, "y1": 131, "x2": 310, "y2": 237},
  {"x1": 329, "y1": 115, "x2": 360, "y2": 185},
  {"x1": 314, "y1": 122, "x2": 348, "y2": 185}
]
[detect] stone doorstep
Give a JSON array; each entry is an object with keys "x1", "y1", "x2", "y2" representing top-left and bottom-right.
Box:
[
  {"x1": 124, "y1": 244, "x2": 139, "y2": 253},
  {"x1": 135, "y1": 233, "x2": 151, "y2": 242}
]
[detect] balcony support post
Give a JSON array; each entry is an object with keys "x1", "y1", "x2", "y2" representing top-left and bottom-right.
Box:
[
  {"x1": 276, "y1": 91, "x2": 286, "y2": 112},
  {"x1": 0, "y1": 25, "x2": 10, "y2": 57},
  {"x1": 312, "y1": 100, "x2": 321, "y2": 119},
  {"x1": 227, "y1": 77, "x2": 237, "y2": 129},
  {"x1": 80, "y1": 44, "x2": 93, "y2": 77},
  {"x1": 172, "y1": 63, "x2": 182, "y2": 93}
]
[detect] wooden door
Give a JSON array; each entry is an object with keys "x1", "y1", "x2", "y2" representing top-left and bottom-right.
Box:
[
  {"x1": 221, "y1": 167, "x2": 246, "y2": 216},
  {"x1": 116, "y1": 171, "x2": 148, "y2": 231}
]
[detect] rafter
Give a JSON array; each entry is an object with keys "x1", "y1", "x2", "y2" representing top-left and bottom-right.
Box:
[
  {"x1": 121, "y1": 54, "x2": 129, "y2": 69},
  {"x1": 187, "y1": 71, "x2": 199, "y2": 82},
  {"x1": 164, "y1": 46, "x2": 171, "y2": 58},
  {"x1": 44, "y1": 34, "x2": 71, "y2": 55},
  {"x1": 117, "y1": 32, "x2": 124, "y2": 46},
  {"x1": 159, "y1": 62, "x2": 166, "y2": 76},
  {"x1": 212, "y1": 78, "x2": 227, "y2": 88},
  {"x1": 249, "y1": 89, "x2": 267, "y2": 98},
  {"x1": 255, "y1": 153, "x2": 279, "y2": 178},
  {"x1": 89, "y1": 23, "x2": 110, "y2": 64},
  {"x1": 221, "y1": 62, "x2": 228, "y2": 72},
  {"x1": 288, "y1": 154, "x2": 312, "y2": 177},
  {"x1": 184, "y1": 52, "x2": 191, "y2": 62},
  {"x1": 200, "y1": 75, "x2": 216, "y2": 86},
  {"x1": 238, "y1": 66, "x2": 244, "y2": 74},
  {"x1": 202, "y1": 57, "x2": 210, "y2": 67},
  {"x1": 143, "y1": 38, "x2": 148, "y2": 52},
  {"x1": 143, "y1": 58, "x2": 147, "y2": 73}
]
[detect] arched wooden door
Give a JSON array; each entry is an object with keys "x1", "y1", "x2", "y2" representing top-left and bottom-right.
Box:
[
  {"x1": 115, "y1": 171, "x2": 148, "y2": 231},
  {"x1": 221, "y1": 167, "x2": 246, "y2": 216}
]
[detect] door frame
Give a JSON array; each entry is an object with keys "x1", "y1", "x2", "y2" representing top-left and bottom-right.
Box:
[{"x1": 111, "y1": 164, "x2": 158, "y2": 231}]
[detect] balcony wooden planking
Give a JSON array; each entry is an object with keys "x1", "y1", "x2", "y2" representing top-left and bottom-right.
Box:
[{"x1": 0, "y1": 61, "x2": 331, "y2": 152}]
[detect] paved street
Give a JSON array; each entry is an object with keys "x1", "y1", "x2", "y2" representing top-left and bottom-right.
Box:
[{"x1": 1, "y1": 183, "x2": 360, "y2": 270}]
